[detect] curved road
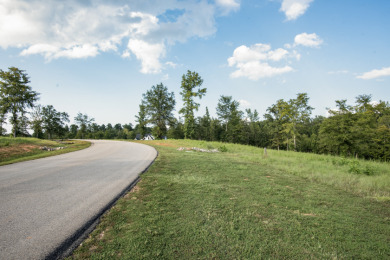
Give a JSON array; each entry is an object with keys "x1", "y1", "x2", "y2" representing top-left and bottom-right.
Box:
[{"x1": 0, "y1": 140, "x2": 157, "y2": 260}]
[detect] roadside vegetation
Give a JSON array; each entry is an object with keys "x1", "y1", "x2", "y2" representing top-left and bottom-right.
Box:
[
  {"x1": 70, "y1": 140, "x2": 390, "y2": 259},
  {"x1": 0, "y1": 137, "x2": 90, "y2": 166},
  {"x1": 2, "y1": 67, "x2": 389, "y2": 162}
]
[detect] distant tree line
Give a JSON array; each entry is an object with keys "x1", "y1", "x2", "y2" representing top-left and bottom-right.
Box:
[{"x1": 1, "y1": 67, "x2": 389, "y2": 161}]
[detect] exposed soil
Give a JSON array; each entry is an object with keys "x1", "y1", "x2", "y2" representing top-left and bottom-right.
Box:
[
  {"x1": 0, "y1": 144, "x2": 40, "y2": 159},
  {"x1": 153, "y1": 142, "x2": 177, "y2": 148}
]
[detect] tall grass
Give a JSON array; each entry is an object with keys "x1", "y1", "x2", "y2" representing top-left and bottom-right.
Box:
[{"x1": 149, "y1": 139, "x2": 390, "y2": 200}]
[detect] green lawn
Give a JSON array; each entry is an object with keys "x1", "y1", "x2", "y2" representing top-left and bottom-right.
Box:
[
  {"x1": 71, "y1": 140, "x2": 390, "y2": 259},
  {"x1": 0, "y1": 137, "x2": 91, "y2": 166}
]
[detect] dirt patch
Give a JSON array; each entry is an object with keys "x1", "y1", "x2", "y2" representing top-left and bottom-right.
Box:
[
  {"x1": 0, "y1": 144, "x2": 40, "y2": 159},
  {"x1": 153, "y1": 142, "x2": 177, "y2": 148},
  {"x1": 129, "y1": 185, "x2": 141, "y2": 193},
  {"x1": 124, "y1": 181, "x2": 142, "y2": 199}
]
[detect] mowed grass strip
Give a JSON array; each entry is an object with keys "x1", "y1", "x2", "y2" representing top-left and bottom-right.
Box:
[
  {"x1": 0, "y1": 137, "x2": 91, "y2": 166},
  {"x1": 71, "y1": 140, "x2": 390, "y2": 259}
]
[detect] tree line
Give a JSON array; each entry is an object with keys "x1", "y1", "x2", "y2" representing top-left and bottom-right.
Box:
[{"x1": 1, "y1": 67, "x2": 389, "y2": 161}]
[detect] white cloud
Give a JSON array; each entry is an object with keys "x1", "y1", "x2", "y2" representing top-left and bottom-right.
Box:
[
  {"x1": 280, "y1": 0, "x2": 313, "y2": 21},
  {"x1": 0, "y1": 0, "x2": 234, "y2": 74},
  {"x1": 294, "y1": 33, "x2": 323, "y2": 47},
  {"x1": 292, "y1": 50, "x2": 301, "y2": 60},
  {"x1": 230, "y1": 61, "x2": 293, "y2": 80},
  {"x1": 357, "y1": 67, "x2": 390, "y2": 80},
  {"x1": 121, "y1": 50, "x2": 131, "y2": 59},
  {"x1": 228, "y1": 33, "x2": 322, "y2": 80},
  {"x1": 238, "y1": 99, "x2": 251, "y2": 108},
  {"x1": 228, "y1": 43, "x2": 293, "y2": 80},
  {"x1": 228, "y1": 44, "x2": 270, "y2": 66},
  {"x1": 215, "y1": 0, "x2": 240, "y2": 14},
  {"x1": 165, "y1": 61, "x2": 178, "y2": 68},
  {"x1": 268, "y1": 48, "x2": 289, "y2": 61},
  {"x1": 128, "y1": 39, "x2": 165, "y2": 74}
]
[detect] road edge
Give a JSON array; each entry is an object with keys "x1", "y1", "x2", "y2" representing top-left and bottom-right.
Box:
[{"x1": 45, "y1": 143, "x2": 158, "y2": 260}]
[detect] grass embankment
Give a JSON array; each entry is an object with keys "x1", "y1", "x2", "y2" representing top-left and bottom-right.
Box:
[
  {"x1": 0, "y1": 137, "x2": 91, "y2": 166},
  {"x1": 71, "y1": 140, "x2": 390, "y2": 259}
]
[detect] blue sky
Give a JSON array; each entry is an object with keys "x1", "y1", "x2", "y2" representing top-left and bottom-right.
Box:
[{"x1": 1, "y1": 0, "x2": 389, "y2": 128}]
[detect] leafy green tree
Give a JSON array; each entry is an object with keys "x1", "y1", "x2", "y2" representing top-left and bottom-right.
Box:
[
  {"x1": 287, "y1": 93, "x2": 313, "y2": 151},
  {"x1": 0, "y1": 90, "x2": 7, "y2": 135},
  {"x1": 68, "y1": 124, "x2": 78, "y2": 138},
  {"x1": 299, "y1": 115, "x2": 324, "y2": 153},
  {"x1": 264, "y1": 99, "x2": 290, "y2": 150},
  {"x1": 0, "y1": 67, "x2": 39, "y2": 137},
  {"x1": 179, "y1": 70, "x2": 206, "y2": 139},
  {"x1": 167, "y1": 118, "x2": 185, "y2": 139},
  {"x1": 17, "y1": 113, "x2": 30, "y2": 136},
  {"x1": 141, "y1": 83, "x2": 176, "y2": 139},
  {"x1": 264, "y1": 93, "x2": 312, "y2": 151},
  {"x1": 123, "y1": 123, "x2": 133, "y2": 131},
  {"x1": 0, "y1": 111, "x2": 6, "y2": 135},
  {"x1": 216, "y1": 96, "x2": 235, "y2": 131},
  {"x1": 198, "y1": 107, "x2": 211, "y2": 141},
  {"x1": 318, "y1": 100, "x2": 355, "y2": 156},
  {"x1": 74, "y1": 113, "x2": 94, "y2": 139},
  {"x1": 375, "y1": 115, "x2": 390, "y2": 161},
  {"x1": 216, "y1": 95, "x2": 243, "y2": 143},
  {"x1": 30, "y1": 105, "x2": 44, "y2": 138},
  {"x1": 41, "y1": 105, "x2": 69, "y2": 139},
  {"x1": 244, "y1": 108, "x2": 260, "y2": 146},
  {"x1": 135, "y1": 104, "x2": 148, "y2": 137}
]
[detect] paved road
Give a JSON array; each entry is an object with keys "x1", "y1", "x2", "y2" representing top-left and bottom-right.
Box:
[{"x1": 0, "y1": 140, "x2": 157, "y2": 260}]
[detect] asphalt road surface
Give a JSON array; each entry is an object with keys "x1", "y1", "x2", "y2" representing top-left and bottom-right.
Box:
[{"x1": 0, "y1": 140, "x2": 157, "y2": 260}]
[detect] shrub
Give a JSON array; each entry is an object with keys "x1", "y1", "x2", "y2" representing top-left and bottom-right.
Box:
[{"x1": 219, "y1": 145, "x2": 228, "y2": 152}]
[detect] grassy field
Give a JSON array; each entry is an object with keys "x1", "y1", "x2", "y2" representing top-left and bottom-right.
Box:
[
  {"x1": 0, "y1": 137, "x2": 91, "y2": 166},
  {"x1": 71, "y1": 139, "x2": 390, "y2": 259}
]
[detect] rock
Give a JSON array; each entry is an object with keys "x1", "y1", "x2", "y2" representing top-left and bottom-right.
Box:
[
  {"x1": 177, "y1": 147, "x2": 219, "y2": 153},
  {"x1": 39, "y1": 146, "x2": 64, "y2": 151}
]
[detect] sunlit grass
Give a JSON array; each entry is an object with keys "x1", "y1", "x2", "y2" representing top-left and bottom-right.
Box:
[
  {"x1": 70, "y1": 139, "x2": 390, "y2": 259},
  {"x1": 143, "y1": 139, "x2": 390, "y2": 200}
]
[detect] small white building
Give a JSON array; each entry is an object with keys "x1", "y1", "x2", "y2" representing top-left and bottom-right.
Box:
[{"x1": 142, "y1": 134, "x2": 155, "y2": 140}]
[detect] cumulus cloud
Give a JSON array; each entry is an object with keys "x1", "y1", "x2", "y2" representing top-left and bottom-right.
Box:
[
  {"x1": 127, "y1": 39, "x2": 165, "y2": 74},
  {"x1": 228, "y1": 44, "x2": 293, "y2": 80},
  {"x1": 294, "y1": 33, "x2": 322, "y2": 47},
  {"x1": 228, "y1": 33, "x2": 321, "y2": 80},
  {"x1": 230, "y1": 61, "x2": 293, "y2": 80},
  {"x1": 357, "y1": 67, "x2": 390, "y2": 80},
  {"x1": 215, "y1": 0, "x2": 240, "y2": 14},
  {"x1": 280, "y1": 0, "x2": 313, "y2": 21},
  {"x1": 0, "y1": 0, "x2": 233, "y2": 74}
]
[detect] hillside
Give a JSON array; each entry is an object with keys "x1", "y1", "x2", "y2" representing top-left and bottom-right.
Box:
[{"x1": 71, "y1": 140, "x2": 390, "y2": 259}]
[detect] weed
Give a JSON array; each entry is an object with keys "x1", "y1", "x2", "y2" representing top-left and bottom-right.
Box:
[
  {"x1": 219, "y1": 145, "x2": 228, "y2": 152},
  {"x1": 348, "y1": 160, "x2": 376, "y2": 176}
]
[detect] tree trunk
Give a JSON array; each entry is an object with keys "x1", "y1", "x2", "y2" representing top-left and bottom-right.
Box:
[
  {"x1": 287, "y1": 138, "x2": 289, "y2": 151},
  {"x1": 293, "y1": 134, "x2": 296, "y2": 151}
]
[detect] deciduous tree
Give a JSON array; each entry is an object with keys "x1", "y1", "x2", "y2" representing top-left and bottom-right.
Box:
[
  {"x1": 0, "y1": 67, "x2": 39, "y2": 137},
  {"x1": 74, "y1": 113, "x2": 94, "y2": 139},
  {"x1": 42, "y1": 105, "x2": 69, "y2": 139},
  {"x1": 141, "y1": 83, "x2": 176, "y2": 138},
  {"x1": 179, "y1": 71, "x2": 206, "y2": 139}
]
